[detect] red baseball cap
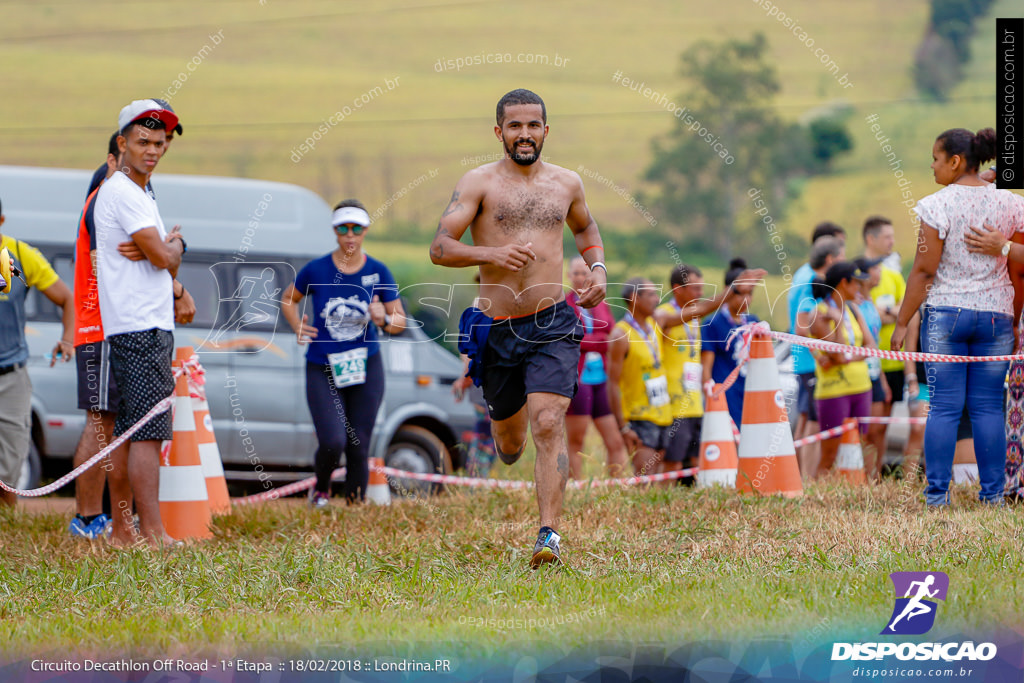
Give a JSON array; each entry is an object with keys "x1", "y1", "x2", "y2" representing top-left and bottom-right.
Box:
[{"x1": 118, "y1": 99, "x2": 180, "y2": 135}]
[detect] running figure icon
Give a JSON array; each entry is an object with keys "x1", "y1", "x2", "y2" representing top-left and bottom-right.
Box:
[{"x1": 887, "y1": 574, "x2": 939, "y2": 632}]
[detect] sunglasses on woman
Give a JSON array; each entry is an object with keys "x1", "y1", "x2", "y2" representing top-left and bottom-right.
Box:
[{"x1": 334, "y1": 223, "x2": 366, "y2": 235}]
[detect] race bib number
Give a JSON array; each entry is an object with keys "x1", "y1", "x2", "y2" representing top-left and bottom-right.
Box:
[
  {"x1": 328, "y1": 348, "x2": 368, "y2": 388},
  {"x1": 580, "y1": 351, "x2": 607, "y2": 385},
  {"x1": 683, "y1": 362, "x2": 702, "y2": 392},
  {"x1": 645, "y1": 375, "x2": 670, "y2": 407},
  {"x1": 866, "y1": 356, "x2": 882, "y2": 380}
]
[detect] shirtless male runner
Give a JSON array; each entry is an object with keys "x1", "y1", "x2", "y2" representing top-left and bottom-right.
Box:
[{"x1": 430, "y1": 89, "x2": 607, "y2": 568}]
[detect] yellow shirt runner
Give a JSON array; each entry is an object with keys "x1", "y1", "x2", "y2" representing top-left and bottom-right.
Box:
[
  {"x1": 871, "y1": 266, "x2": 906, "y2": 373},
  {"x1": 655, "y1": 302, "x2": 703, "y2": 419},
  {"x1": 813, "y1": 299, "x2": 871, "y2": 400},
  {"x1": 615, "y1": 314, "x2": 673, "y2": 426}
]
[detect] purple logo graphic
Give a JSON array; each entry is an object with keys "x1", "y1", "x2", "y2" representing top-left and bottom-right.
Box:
[{"x1": 881, "y1": 572, "x2": 949, "y2": 635}]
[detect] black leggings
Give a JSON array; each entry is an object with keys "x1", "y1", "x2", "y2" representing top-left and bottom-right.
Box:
[{"x1": 306, "y1": 352, "x2": 385, "y2": 501}]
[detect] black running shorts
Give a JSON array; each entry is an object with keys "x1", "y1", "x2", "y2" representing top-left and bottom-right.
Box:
[
  {"x1": 108, "y1": 328, "x2": 175, "y2": 442},
  {"x1": 481, "y1": 301, "x2": 584, "y2": 422},
  {"x1": 75, "y1": 340, "x2": 122, "y2": 412}
]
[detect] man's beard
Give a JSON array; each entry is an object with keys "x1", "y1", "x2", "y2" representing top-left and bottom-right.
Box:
[{"x1": 505, "y1": 138, "x2": 542, "y2": 166}]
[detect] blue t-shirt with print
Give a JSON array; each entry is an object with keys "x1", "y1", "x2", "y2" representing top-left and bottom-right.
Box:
[
  {"x1": 294, "y1": 253, "x2": 399, "y2": 365},
  {"x1": 702, "y1": 308, "x2": 759, "y2": 427},
  {"x1": 858, "y1": 299, "x2": 882, "y2": 342},
  {"x1": 788, "y1": 262, "x2": 817, "y2": 375}
]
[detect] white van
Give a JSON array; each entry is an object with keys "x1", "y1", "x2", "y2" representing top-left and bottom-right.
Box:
[{"x1": 0, "y1": 165, "x2": 475, "y2": 494}]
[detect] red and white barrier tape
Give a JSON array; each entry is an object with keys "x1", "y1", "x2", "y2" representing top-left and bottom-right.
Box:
[
  {"x1": 792, "y1": 421, "x2": 857, "y2": 448},
  {"x1": 237, "y1": 417, "x2": 932, "y2": 504},
  {"x1": 758, "y1": 323, "x2": 1022, "y2": 364},
  {"x1": 21, "y1": 335, "x2": 933, "y2": 502},
  {"x1": 234, "y1": 465, "x2": 701, "y2": 504},
  {"x1": 0, "y1": 355, "x2": 206, "y2": 498},
  {"x1": 0, "y1": 367, "x2": 190, "y2": 497},
  {"x1": 235, "y1": 468, "x2": 347, "y2": 505},
  {"x1": 705, "y1": 319, "x2": 1000, "y2": 409},
  {"x1": 710, "y1": 362, "x2": 746, "y2": 399},
  {"x1": 858, "y1": 416, "x2": 928, "y2": 425},
  {"x1": 713, "y1": 317, "x2": 1018, "y2": 400},
  {"x1": 382, "y1": 467, "x2": 532, "y2": 489},
  {"x1": 377, "y1": 464, "x2": 698, "y2": 489},
  {"x1": 708, "y1": 324, "x2": 770, "y2": 398},
  {"x1": 566, "y1": 466, "x2": 699, "y2": 488},
  {"x1": 181, "y1": 355, "x2": 206, "y2": 400},
  {"x1": 375, "y1": 465, "x2": 697, "y2": 489},
  {"x1": 775, "y1": 416, "x2": 924, "y2": 448},
  {"x1": 729, "y1": 417, "x2": 742, "y2": 443}
]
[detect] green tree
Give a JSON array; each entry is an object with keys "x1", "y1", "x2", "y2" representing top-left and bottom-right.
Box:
[
  {"x1": 809, "y1": 117, "x2": 854, "y2": 169},
  {"x1": 644, "y1": 33, "x2": 821, "y2": 262},
  {"x1": 913, "y1": 0, "x2": 996, "y2": 99}
]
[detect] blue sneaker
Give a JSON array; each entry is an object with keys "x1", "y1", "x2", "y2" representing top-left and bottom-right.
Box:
[
  {"x1": 531, "y1": 526, "x2": 562, "y2": 569},
  {"x1": 69, "y1": 513, "x2": 112, "y2": 539}
]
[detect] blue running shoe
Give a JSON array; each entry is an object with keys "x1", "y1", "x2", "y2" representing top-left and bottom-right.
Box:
[
  {"x1": 69, "y1": 513, "x2": 112, "y2": 539},
  {"x1": 531, "y1": 526, "x2": 561, "y2": 568}
]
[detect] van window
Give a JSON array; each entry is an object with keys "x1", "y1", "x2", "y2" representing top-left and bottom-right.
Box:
[
  {"x1": 24, "y1": 249, "x2": 71, "y2": 323},
  {"x1": 175, "y1": 261, "x2": 221, "y2": 328},
  {"x1": 54, "y1": 256, "x2": 74, "y2": 290},
  {"x1": 232, "y1": 264, "x2": 286, "y2": 333},
  {"x1": 23, "y1": 287, "x2": 41, "y2": 320}
]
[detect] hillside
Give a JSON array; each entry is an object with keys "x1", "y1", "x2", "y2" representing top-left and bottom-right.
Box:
[{"x1": 0, "y1": 0, "x2": 1013, "y2": 269}]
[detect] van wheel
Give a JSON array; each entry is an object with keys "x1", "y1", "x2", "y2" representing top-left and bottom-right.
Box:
[
  {"x1": 385, "y1": 426, "x2": 451, "y2": 497},
  {"x1": 17, "y1": 440, "x2": 42, "y2": 492}
]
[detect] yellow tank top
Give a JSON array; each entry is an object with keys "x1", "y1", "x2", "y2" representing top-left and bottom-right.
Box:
[
  {"x1": 656, "y1": 302, "x2": 703, "y2": 418},
  {"x1": 871, "y1": 266, "x2": 906, "y2": 372},
  {"x1": 813, "y1": 299, "x2": 872, "y2": 400},
  {"x1": 616, "y1": 316, "x2": 673, "y2": 426}
]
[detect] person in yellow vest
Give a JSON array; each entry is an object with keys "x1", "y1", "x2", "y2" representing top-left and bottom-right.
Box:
[
  {"x1": 863, "y1": 216, "x2": 909, "y2": 449},
  {"x1": 653, "y1": 263, "x2": 765, "y2": 483},
  {"x1": 808, "y1": 261, "x2": 877, "y2": 478},
  {"x1": 0, "y1": 200, "x2": 75, "y2": 507},
  {"x1": 607, "y1": 278, "x2": 673, "y2": 477}
]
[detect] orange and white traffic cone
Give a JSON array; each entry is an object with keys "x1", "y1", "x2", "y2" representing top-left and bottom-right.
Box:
[
  {"x1": 736, "y1": 332, "x2": 803, "y2": 497},
  {"x1": 191, "y1": 390, "x2": 231, "y2": 515},
  {"x1": 159, "y1": 348, "x2": 213, "y2": 540},
  {"x1": 952, "y1": 441, "x2": 979, "y2": 484},
  {"x1": 366, "y1": 456, "x2": 391, "y2": 505},
  {"x1": 836, "y1": 418, "x2": 867, "y2": 485},
  {"x1": 697, "y1": 384, "x2": 738, "y2": 488}
]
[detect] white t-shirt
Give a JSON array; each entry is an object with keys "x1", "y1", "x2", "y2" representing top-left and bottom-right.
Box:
[
  {"x1": 915, "y1": 184, "x2": 1024, "y2": 315},
  {"x1": 94, "y1": 171, "x2": 174, "y2": 336},
  {"x1": 882, "y1": 252, "x2": 901, "y2": 273}
]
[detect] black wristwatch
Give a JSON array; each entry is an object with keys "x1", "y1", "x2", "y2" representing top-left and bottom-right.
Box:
[{"x1": 173, "y1": 234, "x2": 187, "y2": 254}]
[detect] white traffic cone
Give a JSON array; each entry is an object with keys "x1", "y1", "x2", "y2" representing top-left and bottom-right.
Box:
[{"x1": 366, "y1": 456, "x2": 391, "y2": 505}]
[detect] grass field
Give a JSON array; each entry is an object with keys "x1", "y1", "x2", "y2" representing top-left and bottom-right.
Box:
[
  {"x1": 3, "y1": 471, "x2": 1022, "y2": 664},
  {"x1": 2, "y1": 3, "x2": 1023, "y2": 675},
  {"x1": 0, "y1": 0, "x2": 1016, "y2": 269}
]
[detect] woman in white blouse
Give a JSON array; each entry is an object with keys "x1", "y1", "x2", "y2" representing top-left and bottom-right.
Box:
[{"x1": 891, "y1": 127, "x2": 1024, "y2": 507}]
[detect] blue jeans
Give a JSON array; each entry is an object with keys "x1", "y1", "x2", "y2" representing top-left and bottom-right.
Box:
[{"x1": 921, "y1": 306, "x2": 1013, "y2": 505}]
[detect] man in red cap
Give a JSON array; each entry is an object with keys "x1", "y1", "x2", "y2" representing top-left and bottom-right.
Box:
[
  {"x1": 94, "y1": 100, "x2": 186, "y2": 546},
  {"x1": 68, "y1": 122, "x2": 196, "y2": 539}
]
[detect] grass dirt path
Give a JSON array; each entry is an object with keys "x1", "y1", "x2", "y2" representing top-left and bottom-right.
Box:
[{"x1": 2, "y1": 474, "x2": 1022, "y2": 665}]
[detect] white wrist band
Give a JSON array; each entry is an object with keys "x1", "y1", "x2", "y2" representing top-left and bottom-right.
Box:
[{"x1": 590, "y1": 261, "x2": 607, "y2": 273}]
